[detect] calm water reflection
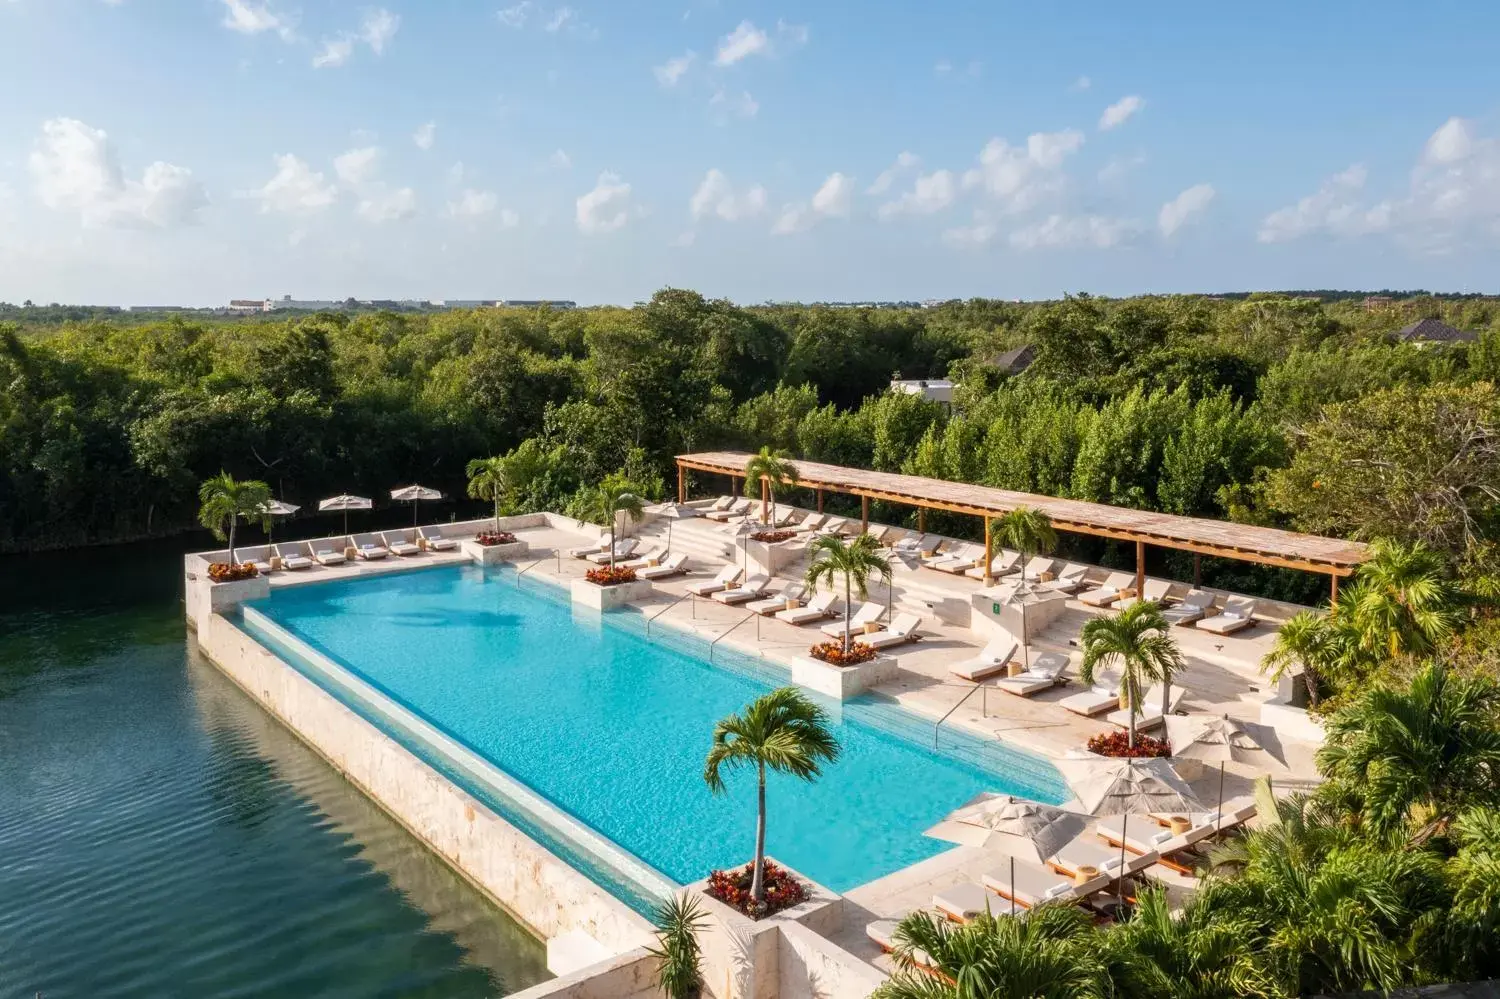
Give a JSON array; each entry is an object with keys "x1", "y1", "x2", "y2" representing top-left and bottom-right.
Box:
[{"x1": 0, "y1": 541, "x2": 551, "y2": 998}]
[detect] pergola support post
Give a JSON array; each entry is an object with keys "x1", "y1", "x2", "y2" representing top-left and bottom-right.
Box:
[
  {"x1": 861, "y1": 495, "x2": 869, "y2": 535},
  {"x1": 918, "y1": 508, "x2": 926, "y2": 533},
  {"x1": 677, "y1": 463, "x2": 686, "y2": 505},
  {"x1": 1135, "y1": 540, "x2": 1147, "y2": 601},
  {"x1": 983, "y1": 517, "x2": 993, "y2": 586},
  {"x1": 1193, "y1": 552, "x2": 1202, "y2": 587},
  {"x1": 760, "y1": 478, "x2": 769, "y2": 525},
  {"x1": 816, "y1": 488, "x2": 824, "y2": 513},
  {"x1": 1331, "y1": 573, "x2": 1339, "y2": 607}
]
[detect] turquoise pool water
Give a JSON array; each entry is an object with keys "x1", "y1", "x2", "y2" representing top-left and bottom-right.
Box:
[{"x1": 246, "y1": 565, "x2": 1067, "y2": 898}]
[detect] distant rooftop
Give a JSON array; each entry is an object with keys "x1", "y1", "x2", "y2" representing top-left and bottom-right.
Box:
[{"x1": 1396, "y1": 317, "x2": 1477, "y2": 343}]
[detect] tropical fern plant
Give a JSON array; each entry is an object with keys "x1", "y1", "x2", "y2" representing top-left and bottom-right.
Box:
[
  {"x1": 1079, "y1": 601, "x2": 1184, "y2": 748},
  {"x1": 804, "y1": 533, "x2": 892, "y2": 653},
  {"x1": 703, "y1": 687, "x2": 839, "y2": 910},
  {"x1": 647, "y1": 894, "x2": 707, "y2": 999},
  {"x1": 198, "y1": 472, "x2": 272, "y2": 566},
  {"x1": 742, "y1": 445, "x2": 800, "y2": 527}
]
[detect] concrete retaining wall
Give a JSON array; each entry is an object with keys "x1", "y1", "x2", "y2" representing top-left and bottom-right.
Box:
[
  {"x1": 509, "y1": 948, "x2": 662, "y2": 999},
  {"x1": 196, "y1": 611, "x2": 656, "y2": 956},
  {"x1": 776, "y1": 922, "x2": 885, "y2": 999}
]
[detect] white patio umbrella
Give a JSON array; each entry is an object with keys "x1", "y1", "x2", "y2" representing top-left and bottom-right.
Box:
[
  {"x1": 1164, "y1": 714, "x2": 1268, "y2": 765},
  {"x1": 947, "y1": 793, "x2": 1089, "y2": 862},
  {"x1": 318, "y1": 494, "x2": 372, "y2": 536},
  {"x1": 1055, "y1": 755, "x2": 1202, "y2": 817},
  {"x1": 390, "y1": 484, "x2": 443, "y2": 527},
  {"x1": 256, "y1": 499, "x2": 300, "y2": 543}
]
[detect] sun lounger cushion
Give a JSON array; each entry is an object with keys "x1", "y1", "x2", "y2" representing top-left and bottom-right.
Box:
[
  {"x1": 419, "y1": 529, "x2": 457, "y2": 551},
  {"x1": 932, "y1": 882, "x2": 991, "y2": 921},
  {"x1": 1197, "y1": 602, "x2": 1256, "y2": 634},
  {"x1": 1051, "y1": 837, "x2": 1159, "y2": 879},
  {"x1": 637, "y1": 554, "x2": 688, "y2": 579},
  {"x1": 949, "y1": 639, "x2": 1018, "y2": 682},
  {"x1": 865, "y1": 920, "x2": 935, "y2": 968},
  {"x1": 820, "y1": 603, "x2": 883, "y2": 639},
  {"x1": 1105, "y1": 685, "x2": 1186, "y2": 731},
  {"x1": 687, "y1": 566, "x2": 742, "y2": 595},
  {"x1": 1115, "y1": 580, "x2": 1172, "y2": 611},
  {"x1": 993, "y1": 653, "x2": 1070, "y2": 696},
  {"x1": 981, "y1": 862, "x2": 1081, "y2": 908},
  {"x1": 777, "y1": 593, "x2": 838, "y2": 624},
  {"x1": 1059, "y1": 687, "x2": 1119, "y2": 717},
  {"x1": 714, "y1": 575, "x2": 770, "y2": 603},
  {"x1": 864, "y1": 613, "x2": 921, "y2": 649}
]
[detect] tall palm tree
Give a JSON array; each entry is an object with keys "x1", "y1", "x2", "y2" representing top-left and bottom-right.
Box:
[
  {"x1": 874, "y1": 905, "x2": 1107, "y2": 999},
  {"x1": 742, "y1": 446, "x2": 800, "y2": 527},
  {"x1": 1079, "y1": 601, "x2": 1184, "y2": 748},
  {"x1": 198, "y1": 472, "x2": 272, "y2": 566},
  {"x1": 990, "y1": 506, "x2": 1057, "y2": 587},
  {"x1": 1259, "y1": 610, "x2": 1352, "y2": 709},
  {"x1": 1317, "y1": 661, "x2": 1500, "y2": 839},
  {"x1": 804, "y1": 533, "x2": 892, "y2": 653},
  {"x1": 466, "y1": 456, "x2": 510, "y2": 530},
  {"x1": 703, "y1": 687, "x2": 840, "y2": 910},
  {"x1": 576, "y1": 484, "x2": 646, "y2": 570},
  {"x1": 1348, "y1": 538, "x2": 1460, "y2": 659},
  {"x1": 1101, "y1": 885, "x2": 1280, "y2": 999}
]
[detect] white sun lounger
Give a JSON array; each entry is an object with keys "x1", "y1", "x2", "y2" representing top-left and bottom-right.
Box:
[
  {"x1": 1078, "y1": 572, "x2": 1138, "y2": 607},
  {"x1": 1049, "y1": 835, "x2": 1160, "y2": 880},
  {"x1": 821, "y1": 601, "x2": 885, "y2": 640},
  {"x1": 705, "y1": 498, "x2": 751, "y2": 522},
  {"x1": 993, "y1": 652, "x2": 1070, "y2": 697},
  {"x1": 569, "y1": 539, "x2": 609, "y2": 559},
  {"x1": 618, "y1": 546, "x2": 666, "y2": 569},
  {"x1": 1040, "y1": 564, "x2": 1091, "y2": 593},
  {"x1": 932, "y1": 882, "x2": 992, "y2": 922},
  {"x1": 313, "y1": 540, "x2": 349, "y2": 565},
  {"x1": 794, "y1": 513, "x2": 827, "y2": 533},
  {"x1": 417, "y1": 527, "x2": 458, "y2": 551},
  {"x1": 1197, "y1": 596, "x2": 1258, "y2": 635},
  {"x1": 949, "y1": 638, "x2": 1019, "y2": 682},
  {"x1": 865, "y1": 919, "x2": 937, "y2": 970},
  {"x1": 817, "y1": 517, "x2": 849, "y2": 536},
  {"x1": 687, "y1": 564, "x2": 743, "y2": 596},
  {"x1": 586, "y1": 538, "x2": 639, "y2": 564},
  {"x1": 1114, "y1": 578, "x2": 1172, "y2": 612},
  {"x1": 864, "y1": 612, "x2": 922, "y2": 649},
  {"x1": 982, "y1": 861, "x2": 1106, "y2": 909},
  {"x1": 1106, "y1": 684, "x2": 1188, "y2": 731},
  {"x1": 241, "y1": 546, "x2": 276, "y2": 574},
  {"x1": 965, "y1": 550, "x2": 1020, "y2": 580},
  {"x1": 707, "y1": 495, "x2": 735, "y2": 513},
  {"x1": 746, "y1": 582, "x2": 807, "y2": 616},
  {"x1": 637, "y1": 553, "x2": 688, "y2": 579},
  {"x1": 777, "y1": 591, "x2": 839, "y2": 624},
  {"x1": 381, "y1": 530, "x2": 422, "y2": 557},
  {"x1": 274, "y1": 542, "x2": 315, "y2": 570},
  {"x1": 1096, "y1": 813, "x2": 1217, "y2": 869},
  {"x1": 926, "y1": 543, "x2": 983, "y2": 573},
  {"x1": 1149, "y1": 796, "x2": 1258, "y2": 835},
  {"x1": 1059, "y1": 686, "x2": 1119, "y2": 717},
  {"x1": 714, "y1": 573, "x2": 770, "y2": 604},
  {"x1": 351, "y1": 533, "x2": 390, "y2": 560},
  {"x1": 1162, "y1": 590, "x2": 1216, "y2": 626},
  {"x1": 1017, "y1": 556, "x2": 1058, "y2": 581}
]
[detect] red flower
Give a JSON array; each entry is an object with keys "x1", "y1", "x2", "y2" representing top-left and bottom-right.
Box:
[
  {"x1": 1086, "y1": 730, "x2": 1172, "y2": 758},
  {"x1": 585, "y1": 565, "x2": 638, "y2": 586},
  {"x1": 808, "y1": 641, "x2": 878, "y2": 666}
]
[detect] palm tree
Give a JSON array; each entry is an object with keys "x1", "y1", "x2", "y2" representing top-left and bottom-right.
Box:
[
  {"x1": 804, "y1": 533, "x2": 892, "y2": 654},
  {"x1": 647, "y1": 894, "x2": 707, "y2": 999},
  {"x1": 874, "y1": 905, "x2": 1106, "y2": 999},
  {"x1": 1101, "y1": 885, "x2": 1280, "y2": 999},
  {"x1": 576, "y1": 484, "x2": 647, "y2": 570},
  {"x1": 198, "y1": 472, "x2": 272, "y2": 566},
  {"x1": 1347, "y1": 538, "x2": 1460, "y2": 659},
  {"x1": 466, "y1": 456, "x2": 510, "y2": 530},
  {"x1": 990, "y1": 506, "x2": 1057, "y2": 588},
  {"x1": 1079, "y1": 601, "x2": 1184, "y2": 748},
  {"x1": 742, "y1": 446, "x2": 800, "y2": 527},
  {"x1": 1259, "y1": 610, "x2": 1352, "y2": 709},
  {"x1": 703, "y1": 687, "x2": 840, "y2": 911},
  {"x1": 1317, "y1": 661, "x2": 1500, "y2": 839}
]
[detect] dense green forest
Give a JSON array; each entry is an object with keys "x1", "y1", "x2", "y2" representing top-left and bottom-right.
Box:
[{"x1": 4, "y1": 289, "x2": 1499, "y2": 598}]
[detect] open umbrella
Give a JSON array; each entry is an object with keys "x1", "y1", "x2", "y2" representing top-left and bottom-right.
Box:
[
  {"x1": 318, "y1": 494, "x2": 372, "y2": 536},
  {"x1": 947, "y1": 793, "x2": 1089, "y2": 862},
  {"x1": 1164, "y1": 713, "x2": 1270, "y2": 765},
  {"x1": 1054, "y1": 755, "x2": 1202, "y2": 817},
  {"x1": 390, "y1": 484, "x2": 443, "y2": 527},
  {"x1": 256, "y1": 499, "x2": 300, "y2": 544}
]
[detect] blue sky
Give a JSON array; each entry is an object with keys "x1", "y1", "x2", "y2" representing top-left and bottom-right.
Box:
[{"x1": 2, "y1": 0, "x2": 1499, "y2": 305}]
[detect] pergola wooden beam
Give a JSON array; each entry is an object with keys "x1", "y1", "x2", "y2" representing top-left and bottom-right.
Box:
[{"x1": 676, "y1": 452, "x2": 1367, "y2": 581}]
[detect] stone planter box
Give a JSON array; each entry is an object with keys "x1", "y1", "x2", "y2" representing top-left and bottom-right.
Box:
[
  {"x1": 790, "y1": 653, "x2": 897, "y2": 701},
  {"x1": 570, "y1": 577, "x2": 653, "y2": 611},
  {"x1": 743, "y1": 537, "x2": 803, "y2": 579},
  {"x1": 461, "y1": 539, "x2": 530, "y2": 566}
]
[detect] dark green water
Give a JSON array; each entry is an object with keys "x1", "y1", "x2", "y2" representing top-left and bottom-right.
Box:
[{"x1": 0, "y1": 541, "x2": 552, "y2": 998}]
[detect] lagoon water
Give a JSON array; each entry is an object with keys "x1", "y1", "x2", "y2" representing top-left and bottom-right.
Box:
[{"x1": 0, "y1": 543, "x2": 549, "y2": 998}]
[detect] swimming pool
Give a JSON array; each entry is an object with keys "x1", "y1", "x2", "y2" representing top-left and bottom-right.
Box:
[{"x1": 243, "y1": 565, "x2": 1067, "y2": 904}]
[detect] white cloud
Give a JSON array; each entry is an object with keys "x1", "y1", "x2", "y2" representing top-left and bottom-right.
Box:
[
  {"x1": 497, "y1": 1, "x2": 590, "y2": 35},
  {"x1": 867, "y1": 151, "x2": 919, "y2": 195},
  {"x1": 961, "y1": 130, "x2": 1085, "y2": 213},
  {"x1": 1257, "y1": 164, "x2": 1389, "y2": 243},
  {"x1": 709, "y1": 88, "x2": 758, "y2": 121},
  {"x1": 715, "y1": 20, "x2": 769, "y2": 65},
  {"x1": 1158, "y1": 183, "x2": 1215, "y2": 237},
  {"x1": 497, "y1": 2, "x2": 532, "y2": 27},
  {"x1": 942, "y1": 220, "x2": 999, "y2": 249},
  {"x1": 448, "y1": 189, "x2": 498, "y2": 218},
  {"x1": 1009, "y1": 214, "x2": 1136, "y2": 250},
  {"x1": 776, "y1": 19, "x2": 809, "y2": 47},
  {"x1": 244, "y1": 153, "x2": 337, "y2": 215},
  {"x1": 1099, "y1": 94, "x2": 1145, "y2": 130},
  {"x1": 878, "y1": 169, "x2": 957, "y2": 219},
  {"x1": 654, "y1": 51, "x2": 696, "y2": 87},
  {"x1": 357, "y1": 185, "x2": 416, "y2": 223},
  {"x1": 1424, "y1": 116, "x2": 1472, "y2": 164},
  {"x1": 549, "y1": 149, "x2": 572, "y2": 170},
  {"x1": 29, "y1": 118, "x2": 207, "y2": 228},
  {"x1": 543, "y1": 6, "x2": 575, "y2": 32},
  {"x1": 499, "y1": 208, "x2": 520, "y2": 228},
  {"x1": 1070, "y1": 75, "x2": 1091, "y2": 91},
  {"x1": 689, "y1": 169, "x2": 767, "y2": 222},
  {"x1": 576, "y1": 172, "x2": 632, "y2": 234},
  {"x1": 334, "y1": 146, "x2": 380, "y2": 186},
  {"x1": 361, "y1": 8, "x2": 399, "y2": 53},
  {"x1": 220, "y1": 0, "x2": 295, "y2": 40},
  {"x1": 773, "y1": 172, "x2": 852, "y2": 234},
  {"x1": 312, "y1": 36, "x2": 355, "y2": 68},
  {"x1": 413, "y1": 121, "x2": 437, "y2": 151}
]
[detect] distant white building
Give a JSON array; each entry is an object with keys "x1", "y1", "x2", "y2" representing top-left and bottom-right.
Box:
[
  {"x1": 890, "y1": 378, "x2": 955, "y2": 404},
  {"x1": 270, "y1": 295, "x2": 344, "y2": 311},
  {"x1": 228, "y1": 299, "x2": 271, "y2": 313}
]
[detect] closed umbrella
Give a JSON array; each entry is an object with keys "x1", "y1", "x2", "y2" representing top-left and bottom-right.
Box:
[
  {"x1": 390, "y1": 484, "x2": 443, "y2": 527},
  {"x1": 1055, "y1": 755, "x2": 1202, "y2": 817},
  {"x1": 256, "y1": 499, "x2": 300, "y2": 544},
  {"x1": 947, "y1": 793, "x2": 1088, "y2": 862},
  {"x1": 318, "y1": 494, "x2": 372, "y2": 536}
]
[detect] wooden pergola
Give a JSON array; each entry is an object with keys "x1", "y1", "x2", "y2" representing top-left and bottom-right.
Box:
[{"x1": 676, "y1": 451, "x2": 1367, "y2": 602}]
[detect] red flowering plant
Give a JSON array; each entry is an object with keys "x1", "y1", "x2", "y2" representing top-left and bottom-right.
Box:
[
  {"x1": 705, "y1": 860, "x2": 808, "y2": 918},
  {"x1": 475, "y1": 531, "x2": 517, "y2": 546},
  {"x1": 1087, "y1": 730, "x2": 1171, "y2": 758},
  {"x1": 808, "y1": 640, "x2": 878, "y2": 667},
  {"x1": 749, "y1": 530, "x2": 797, "y2": 544},
  {"x1": 207, "y1": 562, "x2": 259, "y2": 583},
  {"x1": 585, "y1": 565, "x2": 638, "y2": 586}
]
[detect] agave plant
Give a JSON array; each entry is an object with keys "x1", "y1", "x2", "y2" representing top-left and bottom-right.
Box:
[{"x1": 647, "y1": 894, "x2": 707, "y2": 999}]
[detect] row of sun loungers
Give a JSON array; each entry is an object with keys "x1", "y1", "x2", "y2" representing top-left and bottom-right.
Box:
[{"x1": 243, "y1": 527, "x2": 462, "y2": 572}]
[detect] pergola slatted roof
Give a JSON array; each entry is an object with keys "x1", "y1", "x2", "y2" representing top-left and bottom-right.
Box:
[{"x1": 677, "y1": 451, "x2": 1367, "y2": 576}]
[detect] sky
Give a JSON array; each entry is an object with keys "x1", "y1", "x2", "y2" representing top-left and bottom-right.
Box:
[{"x1": 2, "y1": 0, "x2": 1499, "y2": 306}]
